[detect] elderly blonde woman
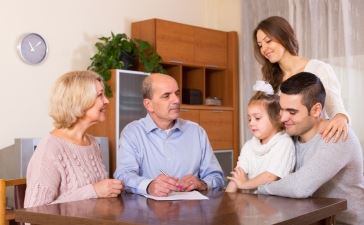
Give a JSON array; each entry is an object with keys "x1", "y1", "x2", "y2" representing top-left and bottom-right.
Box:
[{"x1": 24, "y1": 71, "x2": 124, "y2": 207}]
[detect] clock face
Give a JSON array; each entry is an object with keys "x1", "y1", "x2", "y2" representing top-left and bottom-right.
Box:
[{"x1": 18, "y1": 33, "x2": 48, "y2": 64}]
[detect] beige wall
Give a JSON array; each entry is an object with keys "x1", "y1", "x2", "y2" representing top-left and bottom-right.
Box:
[{"x1": 0, "y1": 0, "x2": 242, "y2": 149}]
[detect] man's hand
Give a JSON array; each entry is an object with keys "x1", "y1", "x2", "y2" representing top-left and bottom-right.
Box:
[
  {"x1": 93, "y1": 179, "x2": 124, "y2": 198},
  {"x1": 178, "y1": 175, "x2": 207, "y2": 192},
  {"x1": 147, "y1": 174, "x2": 178, "y2": 197}
]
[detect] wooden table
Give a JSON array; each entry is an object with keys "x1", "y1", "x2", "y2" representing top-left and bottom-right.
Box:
[{"x1": 15, "y1": 190, "x2": 347, "y2": 225}]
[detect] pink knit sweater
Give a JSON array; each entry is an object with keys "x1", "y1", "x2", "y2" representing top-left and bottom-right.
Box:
[{"x1": 24, "y1": 134, "x2": 108, "y2": 207}]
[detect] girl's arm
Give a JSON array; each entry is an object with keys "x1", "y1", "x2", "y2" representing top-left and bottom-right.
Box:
[
  {"x1": 225, "y1": 167, "x2": 248, "y2": 192},
  {"x1": 226, "y1": 167, "x2": 248, "y2": 191},
  {"x1": 232, "y1": 171, "x2": 279, "y2": 190},
  {"x1": 227, "y1": 167, "x2": 278, "y2": 190},
  {"x1": 227, "y1": 133, "x2": 294, "y2": 190},
  {"x1": 225, "y1": 181, "x2": 238, "y2": 192}
]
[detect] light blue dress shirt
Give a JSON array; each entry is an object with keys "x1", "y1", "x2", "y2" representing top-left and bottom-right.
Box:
[{"x1": 113, "y1": 114, "x2": 224, "y2": 195}]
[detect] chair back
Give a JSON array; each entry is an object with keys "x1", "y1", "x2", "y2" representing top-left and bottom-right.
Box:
[{"x1": 0, "y1": 179, "x2": 26, "y2": 225}]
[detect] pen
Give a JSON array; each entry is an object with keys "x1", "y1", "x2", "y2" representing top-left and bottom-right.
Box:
[
  {"x1": 160, "y1": 170, "x2": 184, "y2": 191},
  {"x1": 160, "y1": 169, "x2": 169, "y2": 176}
]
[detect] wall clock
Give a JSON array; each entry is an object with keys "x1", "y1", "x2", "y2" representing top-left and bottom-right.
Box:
[{"x1": 17, "y1": 33, "x2": 48, "y2": 64}]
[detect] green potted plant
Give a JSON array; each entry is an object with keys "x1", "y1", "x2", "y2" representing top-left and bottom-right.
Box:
[
  {"x1": 88, "y1": 32, "x2": 165, "y2": 97},
  {"x1": 134, "y1": 39, "x2": 165, "y2": 74}
]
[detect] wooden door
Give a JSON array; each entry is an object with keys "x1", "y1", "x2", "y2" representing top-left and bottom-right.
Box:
[
  {"x1": 199, "y1": 110, "x2": 233, "y2": 149},
  {"x1": 194, "y1": 28, "x2": 227, "y2": 67},
  {"x1": 179, "y1": 108, "x2": 199, "y2": 123},
  {"x1": 156, "y1": 20, "x2": 194, "y2": 64}
]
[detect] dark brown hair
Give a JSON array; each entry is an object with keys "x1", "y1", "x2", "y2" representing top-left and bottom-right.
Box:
[
  {"x1": 280, "y1": 72, "x2": 326, "y2": 111},
  {"x1": 248, "y1": 92, "x2": 283, "y2": 131},
  {"x1": 253, "y1": 16, "x2": 299, "y2": 92}
]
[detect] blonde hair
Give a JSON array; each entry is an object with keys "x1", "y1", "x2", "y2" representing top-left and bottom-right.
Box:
[{"x1": 49, "y1": 71, "x2": 103, "y2": 128}]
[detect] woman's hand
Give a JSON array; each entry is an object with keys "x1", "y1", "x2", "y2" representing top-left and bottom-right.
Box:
[
  {"x1": 227, "y1": 167, "x2": 248, "y2": 189},
  {"x1": 320, "y1": 113, "x2": 348, "y2": 143},
  {"x1": 93, "y1": 179, "x2": 124, "y2": 198}
]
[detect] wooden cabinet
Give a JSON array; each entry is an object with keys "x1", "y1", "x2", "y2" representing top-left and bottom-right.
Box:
[
  {"x1": 132, "y1": 19, "x2": 227, "y2": 67},
  {"x1": 132, "y1": 18, "x2": 240, "y2": 165},
  {"x1": 161, "y1": 64, "x2": 230, "y2": 107},
  {"x1": 179, "y1": 108, "x2": 200, "y2": 122},
  {"x1": 194, "y1": 28, "x2": 227, "y2": 67},
  {"x1": 200, "y1": 110, "x2": 233, "y2": 149},
  {"x1": 155, "y1": 20, "x2": 195, "y2": 63},
  {"x1": 180, "y1": 108, "x2": 233, "y2": 150}
]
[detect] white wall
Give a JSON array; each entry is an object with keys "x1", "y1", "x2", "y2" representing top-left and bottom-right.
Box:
[{"x1": 0, "y1": 0, "x2": 242, "y2": 149}]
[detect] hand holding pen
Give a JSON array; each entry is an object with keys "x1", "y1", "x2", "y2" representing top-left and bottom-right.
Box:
[
  {"x1": 160, "y1": 170, "x2": 184, "y2": 192},
  {"x1": 159, "y1": 169, "x2": 169, "y2": 177},
  {"x1": 147, "y1": 170, "x2": 179, "y2": 197},
  {"x1": 160, "y1": 171, "x2": 207, "y2": 192}
]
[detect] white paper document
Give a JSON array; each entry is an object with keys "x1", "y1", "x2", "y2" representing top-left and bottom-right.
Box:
[{"x1": 143, "y1": 190, "x2": 209, "y2": 201}]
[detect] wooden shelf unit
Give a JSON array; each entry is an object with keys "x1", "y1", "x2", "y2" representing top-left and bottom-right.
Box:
[{"x1": 132, "y1": 18, "x2": 240, "y2": 165}]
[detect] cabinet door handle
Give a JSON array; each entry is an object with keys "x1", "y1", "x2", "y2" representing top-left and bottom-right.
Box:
[
  {"x1": 211, "y1": 110, "x2": 224, "y2": 113},
  {"x1": 168, "y1": 60, "x2": 184, "y2": 64},
  {"x1": 180, "y1": 109, "x2": 189, "y2": 112},
  {"x1": 206, "y1": 64, "x2": 219, "y2": 68}
]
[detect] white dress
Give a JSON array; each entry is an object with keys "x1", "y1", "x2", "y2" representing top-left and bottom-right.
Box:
[
  {"x1": 237, "y1": 131, "x2": 295, "y2": 179},
  {"x1": 304, "y1": 59, "x2": 349, "y2": 120}
]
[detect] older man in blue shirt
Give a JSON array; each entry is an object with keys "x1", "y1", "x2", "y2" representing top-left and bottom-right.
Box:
[{"x1": 114, "y1": 73, "x2": 224, "y2": 196}]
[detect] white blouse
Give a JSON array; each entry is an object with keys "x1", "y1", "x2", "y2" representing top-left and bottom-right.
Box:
[
  {"x1": 304, "y1": 59, "x2": 349, "y2": 121},
  {"x1": 237, "y1": 132, "x2": 295, "y2": 179}
]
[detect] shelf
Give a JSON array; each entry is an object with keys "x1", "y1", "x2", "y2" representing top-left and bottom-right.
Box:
[
  {"x1": 180, "y1": 104, "x2": 233, "y2": 111},
  {"x1": 182, "y1": 66, "x2": 204, "y2": 104},
  {"x1": 162, "y1": 62, "x2": 230, "y2": 107},
  {"x1": 163, "y1": 63, "x2": 182, "y2": 87},
  {"x1": 205, "y1": 68, "x2": 227, "y2": 106}
]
